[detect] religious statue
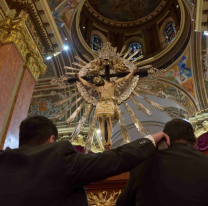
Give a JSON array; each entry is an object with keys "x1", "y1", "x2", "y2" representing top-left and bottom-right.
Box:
[
  {"x1": 51, "y1": 42, "x2": 167, "y2": 152},
  {"x1": 76, "y1": 69, "x2": 137, "y2": 150}
]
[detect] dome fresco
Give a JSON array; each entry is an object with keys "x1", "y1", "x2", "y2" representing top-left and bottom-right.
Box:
[{"x1": 87, "y1": 0, "x2": 162, "y2": 22}]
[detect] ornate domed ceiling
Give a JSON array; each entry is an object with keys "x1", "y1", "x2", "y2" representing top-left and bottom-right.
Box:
[{"x1": 87, "y1": 0, "x2": 162, "y2": 22}]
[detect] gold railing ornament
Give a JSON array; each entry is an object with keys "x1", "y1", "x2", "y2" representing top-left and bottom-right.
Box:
[
  {"x1": 87, "y1": 190, "x2": 121, "y2": 206},
  {"x1": 0, "y1": 16, "x2": 46, "y2": 82},
  {"x1": 148, "y1": 68, "x2": 167, "y2": 78},
  {"x1": 189, "y1": 109, "x2": 208, "y2": 138}
]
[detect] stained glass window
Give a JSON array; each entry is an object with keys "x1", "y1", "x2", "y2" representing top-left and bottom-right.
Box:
[
  {"x1": 128, "y1": 42, "x2": 142, "y2": 60},
  {"x1": 91, "y1": 35, "x2": 103, "y2": 53},
  {"x1": 165, "y1": 22, "x2": 177, "y2": 44}
]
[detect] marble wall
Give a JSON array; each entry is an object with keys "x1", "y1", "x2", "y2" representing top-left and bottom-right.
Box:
[
  {"x1": 3, "y1": 69, "x2": 36, "y2": 149},
  {"x1": 0, "y1": 44, "x2": 23, "y2": 133}
]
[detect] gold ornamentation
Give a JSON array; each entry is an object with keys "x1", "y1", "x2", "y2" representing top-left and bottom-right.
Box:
[
  {"x1": 148, "y1": 68, "x2": 167, "y2": 78},
  {"x1": 54, "y1": 96, "x2": 82, "y2": 119},
  {"x1": 87, "y1": 190, "x2": 121, "y2": 206},
  {"x1": 136, "y1": 87, "x2": 166, "y2": 99},
  {"x1": 66, "y1": 100, "x2": 86, "y2": 124},
  {"x1": 117, "y1": 107, "x2": 130, "y2": 144},
  {"x1": 25, "y1": 16, "x2": 46, "y2": 57},
  {"x1": 71, "y1": 104, "x2": 92, "y2": 142},
  {"x1": 0, "y1": 16, "x2": 46, "y2": 82},
  {"x1": 85, "y1": 112, "x2": 97, "y2": 153},
  {"x1": 51, "y1": 42, "x2": 170, "y2": 149},
  {"x1": 123, "y1": 101, "x2": 148, "y2": 136},
  {"x1": 130, "y1": 95, "x2": 152, "y2": 116},
  {"x1": 59, "y1": 134, "x2": 103, "y2": 153},
  {"x1": 118, "y1": 76, "x2": 139, "y2": 104},
  {"x1": 50, "y1": 76, "x2": 68, "y2": 88},
  {"x1": 76, "y1": 82, "x2": 98, "y2": 106},
  {"x1": 133, "y1": 91, "x2": 164, "y2": 111},
  {"x1": 189, "y1": 110, "x2": 208, "y2": 138},
  {"x1": 53, "y1": 92, "x2": 80, "y2": 107}
]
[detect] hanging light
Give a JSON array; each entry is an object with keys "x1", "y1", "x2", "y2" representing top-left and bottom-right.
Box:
[
  {"x1": 46, "y1": 56, "x2": 52, "y2": 60},
  {"x1": 63, "y1": 45, "x2": 69, "y2": 50},
  {"x1": 204, "y1": 31, "x2": 208, "y2": 36}
]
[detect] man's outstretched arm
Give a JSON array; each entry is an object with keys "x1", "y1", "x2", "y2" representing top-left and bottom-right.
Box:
[{"x1": 62, "y1": 132, "x2": 169, "y2": 187}]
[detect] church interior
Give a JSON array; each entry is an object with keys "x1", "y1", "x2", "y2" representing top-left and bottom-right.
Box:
[{"x1": 0, "y1": 0, "x2": 208, "y2": 204}]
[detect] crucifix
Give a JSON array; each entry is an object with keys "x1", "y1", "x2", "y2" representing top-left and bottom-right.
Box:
[
  {"x1": 66, "y1": 64, "x2": 149, "y2": 150},
  {"x1": 51, "y1": 42, "x2": 166, "y2": 152}
]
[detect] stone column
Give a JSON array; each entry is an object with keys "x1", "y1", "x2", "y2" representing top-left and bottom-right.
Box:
[{"x1": 0, "y1": 16, "x2": 46, "y2": 149}]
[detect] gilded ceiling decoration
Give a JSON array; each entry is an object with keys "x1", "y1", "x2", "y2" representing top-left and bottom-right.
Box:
[
  {"x1": 162, "y1": 47, "x2": 196, "y2": 99},
  {"x1": 0, "y1": 16, "x2": 46, "y2": 82},
  {"x1": 163, "y1": 107, "x2": 188, "y2": 119},
  {"x1": 138, "y1": 80, "x2": 197, "y2": 116},
  {"x1": 87, "y1": 0, "x2": 162, "y2": 22},
  {"x1": 49, "y1": 0, "x2": 82, "y2": 29}
]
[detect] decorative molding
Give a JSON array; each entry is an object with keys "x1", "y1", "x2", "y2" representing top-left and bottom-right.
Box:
[
  {"x1": 87, "y1": 190, "x2": 121, "y2": 206},
  {"x1": 164, "y1": 107, "x2": 188, "y2": 119},
  {"x1": 139, "y1": 79, "x2": 198, "y2": 115},
  {"x1": 135, "y1": 0, "x2": 187, "y2": 67},
  {"x1": 0, "y1": 16, "x2": 46, "y2": 82},
  {"x1": 24, "y1": 15, "x2": 46, "y2": 57}
]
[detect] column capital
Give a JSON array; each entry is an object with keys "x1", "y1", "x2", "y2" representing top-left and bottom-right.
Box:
[{"x1": 0, "y1": 15, "x2": 46, "y2": 82}]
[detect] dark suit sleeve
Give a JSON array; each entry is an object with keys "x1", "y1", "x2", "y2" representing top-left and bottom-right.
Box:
[{"x1": 62, "y1": 138, "x2": 155, "y2": 187}]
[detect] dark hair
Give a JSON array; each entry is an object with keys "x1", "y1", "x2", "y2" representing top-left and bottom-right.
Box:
[
  {"x1": 163, "y1": 119, "x2": 196, "y2": 146},
  {"x1": 19, "y1": 116, "x2": 58, "y2": 146}
]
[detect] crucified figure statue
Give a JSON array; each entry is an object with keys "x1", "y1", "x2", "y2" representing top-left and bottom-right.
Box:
[{"x1": 76, "y1": 70, "x2": 137, "y2": 150}]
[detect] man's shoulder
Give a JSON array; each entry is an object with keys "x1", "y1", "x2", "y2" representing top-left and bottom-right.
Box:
[
  {"x1": 14, "y1": 140, "x2": 75, "y2": 154},
  {"x1": 153, "y1": 145, "x2": 208, "y2": 163},
  {"x1": 40, "y1": 140, "x2": 75, "y2": 151}
]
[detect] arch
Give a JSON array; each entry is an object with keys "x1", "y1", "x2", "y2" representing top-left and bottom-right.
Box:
[
  {"x1": 124, "y1": 36, "x2": 146, "y2": 54},
  {"x1": 91, "y1": 35, "x2": 103, "y2": 53},
  {"x1": 159, "y1": 16, "x2": 175, "y2": 46}
]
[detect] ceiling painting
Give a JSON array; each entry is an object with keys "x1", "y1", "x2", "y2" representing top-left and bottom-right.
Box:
[
  {"x1": 51, "y1": 0, "x2": 82, "y2": 29},
  {"x1": 47, "y1": 0, "x2": 63, "y2": 11},
  {"x1": 162, "y1": 47, "x2": 196, "y2": 99},
  {"x1": 87, "y1": 0, "x2": 162, "y2": 22}
]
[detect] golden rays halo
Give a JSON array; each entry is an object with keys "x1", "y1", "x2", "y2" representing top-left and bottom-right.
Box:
[{"x1": 51, "y1": 42, "x2": 166, "y2": 152}]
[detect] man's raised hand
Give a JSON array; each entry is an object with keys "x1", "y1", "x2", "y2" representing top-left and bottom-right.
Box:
[{"x1": 151, "y1": 132, "x2": 170, "y2": 147}]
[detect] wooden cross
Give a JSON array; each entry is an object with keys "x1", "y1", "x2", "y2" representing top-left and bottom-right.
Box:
[{"x1": 67, "y1": 64, "x2": 148, "y2": 83}]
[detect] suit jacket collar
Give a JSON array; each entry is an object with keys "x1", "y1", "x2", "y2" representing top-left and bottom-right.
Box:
[
  {"x1": 170, "y1": 143, "x2": 194, "y2": 149},
  {"x1": 14, "y1": 144, "x2": 36, "y2": 152}
]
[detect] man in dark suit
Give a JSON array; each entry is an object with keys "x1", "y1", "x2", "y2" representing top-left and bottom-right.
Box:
[
  {"x1": 117, "y1": 118, "x2": 208, "y2": 206},
  {"x1": 0, "y1": 116, "x2": 169, "y2": 206}
]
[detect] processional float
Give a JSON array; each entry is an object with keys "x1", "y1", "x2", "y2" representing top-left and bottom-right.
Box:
[{"x1": 51, "y1": 42, "x2": 166, "y2": 152}]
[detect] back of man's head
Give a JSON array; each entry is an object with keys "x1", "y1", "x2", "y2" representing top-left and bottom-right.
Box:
[
  {"x1": 19, "y1": 116, "x2": 58, "y2": 147},
  {"x1": 163, "y1": 119, "x2": 196, "y2": 146}
]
